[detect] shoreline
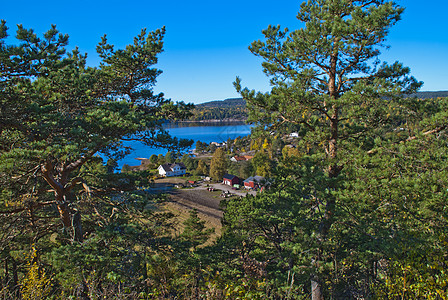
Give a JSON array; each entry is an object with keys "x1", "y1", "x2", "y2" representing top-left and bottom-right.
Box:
[{"x1": 166, "y1": 119, "x2": 247, "y2": 125}]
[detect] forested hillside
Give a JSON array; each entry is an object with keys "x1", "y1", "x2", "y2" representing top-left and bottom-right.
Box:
[
  {"x1": 197, "y1": 97, "x2": 246, "y2": 107},
  {"x1": 407, "y1": 90, "x2": 448, "y2": 98},
  {"x1": 188, "y1": 98, "x2": 248, "y2": 121},
  {"x1": 188, "y1": 91, "x2": 448, "y2": 122}
]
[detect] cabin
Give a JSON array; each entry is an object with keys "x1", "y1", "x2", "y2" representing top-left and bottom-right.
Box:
[
  {"x1": 223, "y1": 174, "x2": 239, "y2": 186},
  {"x1": 243, "y1": 175, "x2": 266, "y2": 190},
  {"x1": 158, "y1": 163, "x2": 187, "y2": 177}
]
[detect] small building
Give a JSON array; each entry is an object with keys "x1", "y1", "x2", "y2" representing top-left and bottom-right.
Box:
[
  {"x1": 230, "y1": 156, "x2": 246, "y2": 162},
  {"x1": 243, "y1": 175, "x2": 266, "y2": 190},
  {"x1": 158, "y1": 163, "x2": 187, "y2": 177},
  {"x1": 223, "y1": 174, "x2": 239, "y2": 186},
  {"x1": 230, "y1": 155, "x2": 254, "y2": 162}
]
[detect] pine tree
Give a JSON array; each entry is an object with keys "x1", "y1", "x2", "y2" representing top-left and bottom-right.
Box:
[
  {"x1": 180, "y1": 209, "x2": 214, "y2": 249},
  {"x1": 233, "y1": 0, "x2": 422, "y2": 298},
  {"x1": 0, "y1": 22, "x2": 192, "y2": 243}
]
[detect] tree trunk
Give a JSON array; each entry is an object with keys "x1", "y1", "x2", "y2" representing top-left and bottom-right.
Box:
[
  {"x1": 57, "y1": 199, "x2": 72, "y2": 229},
  {"x1": 42, "y1": 163, "x2": 84, "y2": 243},
  {"x1": 72, "y1": 211, "x2": 83, "y2": 243},
  {"x1": 312, "y1": 60, "x2": 341, "y2": 297},
  {"x1": 311, "y1": 276, "x2": 323, "y2": 300}
]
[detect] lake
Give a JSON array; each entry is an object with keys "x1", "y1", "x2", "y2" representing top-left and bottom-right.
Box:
[{"x1": 118, "y1": 122, "x2": 252, "y2": 167}]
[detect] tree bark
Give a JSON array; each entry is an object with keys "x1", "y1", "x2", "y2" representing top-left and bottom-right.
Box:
[
  {"x1": 311, "y1": 276, "x2": 323, "y2": 300},
  {"x1": 312, "y1": 53, "x2": 340, "y2": 298},
  {"x1": 72, "y1": 211, "x2": 83, "y2": 243},
  {"x1": 41, "y1": 162, "x2": 84, "y2": 242}
]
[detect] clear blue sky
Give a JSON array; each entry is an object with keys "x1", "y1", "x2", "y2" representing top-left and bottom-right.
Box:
[{"x1": 3, "y1": 0, "x2": 447, "y2": 104}]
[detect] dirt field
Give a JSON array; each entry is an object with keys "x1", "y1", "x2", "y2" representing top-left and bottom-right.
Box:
[
  {"x1": 152, "y1": 176, "x2": 251, "y2": 241},
  {"x1": 153, "y1": 177, "x2": 225, "y2": 240},
  {"x1": 161, "y1": 198, "x2": 222, "y2": 242}
]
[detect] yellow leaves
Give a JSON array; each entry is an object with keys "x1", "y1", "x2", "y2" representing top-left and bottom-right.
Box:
[
  {"x1": 376, "y1": 258, "x2": 448, "y2": 300},
  {"x1": 262, "y1": 138, "x2": 269, "y2": 150},
  {"x1": 21, "y1": 246, "x2": 52, "y2": 300},
  {"x1": 302, "y1": 109, "x2": 308, "y2": 119}
]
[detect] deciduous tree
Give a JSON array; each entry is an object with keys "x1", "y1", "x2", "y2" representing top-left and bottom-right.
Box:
[{"x1": 209, "y1": 148, "x2": 228, "y2": 181}]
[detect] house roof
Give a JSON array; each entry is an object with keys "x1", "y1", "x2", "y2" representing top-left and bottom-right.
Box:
[
  {"x1": 176, "y1": 162, "x2": 187, "y2": 169},
  {"x1": 232, "y1": 156, "x2": 246, "y2": 161},
  {"x1": 159, "y1": 163, "x2": 187, "y2": 172},
  {"x1": 159, "y1": 164, "x2": 171, "y2": 172},
  {"x1": 243, "y1": 175, "x2": 265, "y2": 183},
  {"x1": 223, "y1": 174, "x2": 238, "y2": 180}
]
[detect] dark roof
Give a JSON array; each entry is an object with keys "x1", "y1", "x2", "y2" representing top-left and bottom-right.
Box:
[
  {"x1": 243, "y1": 176, "x2": 265, "y2": 183},
  {"x1": 176, "y1": 162, "x2": 187, "y2": 169},
  {"x1": 159, "y1": 164, "x2": 172, "y2": 172},
  {"x1": 223, "y1": 174, "x2": 238, "y2": 180},
  {"x1": 159, "y1": 163, "x2": 187, "y2": 172}
]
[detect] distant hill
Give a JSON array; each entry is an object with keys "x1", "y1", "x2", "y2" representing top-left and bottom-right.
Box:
[
  {"x1": 189, "y1": 98, "x2": 247, "y2": 121},
  {"x1": 189, "y1": 91, "x2": 448, "y2": 121},
  {"x1": 197, "y1": 98, "x2": 245, "y2": 108},
  {"x1": 406, "y1": 91, "x2": 448, "y2": 99},
  {"x1": 197, "y1": 91, "x2": 448, "y2": 107}
]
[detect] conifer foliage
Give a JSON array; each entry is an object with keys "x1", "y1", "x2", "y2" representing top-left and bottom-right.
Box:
[
  {"x1": 228, "y1": 0, "x2": 447, "y2": 299},
  {"x1": 0, "y1": 20, "x2": 193, "y2": 297}
]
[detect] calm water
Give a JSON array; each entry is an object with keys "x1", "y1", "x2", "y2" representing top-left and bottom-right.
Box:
[{"x1": 118, "y1": 122, "x2": 251, "y2": 167}]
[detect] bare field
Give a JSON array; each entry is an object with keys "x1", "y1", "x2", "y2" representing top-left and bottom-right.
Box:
[
  {"x1": 154, "y1": 178, "x2": 225, "y2": 242},
  {"x1": 161, "y1": 200, "x2": 222, "y2": 243}
]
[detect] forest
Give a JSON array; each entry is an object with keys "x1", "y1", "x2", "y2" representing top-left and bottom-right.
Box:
[
  {"x1": 189, "y1": 92, "x2": 448, "y2": 122},
  {"x1": 1, "y1": 0, "x2": 448, "y2": 299},
  {"x1": 188, "y1": 98, "x2": 248, "y2": 122}
]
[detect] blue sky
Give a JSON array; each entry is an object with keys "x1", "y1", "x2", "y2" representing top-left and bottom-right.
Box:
[{"x1": 3, "y1": 0, "x2": 447, "y2": 104}]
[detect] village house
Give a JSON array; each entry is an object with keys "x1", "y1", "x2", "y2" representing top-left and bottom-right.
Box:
[
  {"x1": 158, "y1": 163, "x2": 187, "y2": 177},
  {"x1": 230, "y1": 156, "x2": 246, "y2": 162},
  {"x1": 222, "y1": 174, "x2": 239, "y2": 186},
  {"x1": 230, "y1": 155, "x2": 254, "y2": 162},
  {"x1": 243, "y1": 175, "x2": 266, "y2": 190}
]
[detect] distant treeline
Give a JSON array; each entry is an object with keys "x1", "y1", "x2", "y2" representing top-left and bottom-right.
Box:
[
  {"x1": 196, "y1": 97, "x2": 246, "y2": 108},
  {"x1": 189, "y1": 92, "x2": 448, "y2": 121},
  {"x1": 189, "y1": 98, "x2": 247, "y2": 121},
  {"x1": 406, "y1": 90, "x2": 448, "y2": 99}
]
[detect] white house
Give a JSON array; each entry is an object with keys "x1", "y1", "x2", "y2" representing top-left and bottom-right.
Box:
[{"x1": 158, "y1": 163, "x2": 187, "y2": 177}]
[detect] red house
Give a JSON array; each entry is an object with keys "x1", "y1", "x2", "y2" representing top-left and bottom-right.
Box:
[
  {"x1": 223, "y1": 174, "x2": 239, "y2": 186},
  {"x1": 243, "y1": 176, "x2": 266, "y2": 190}
]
